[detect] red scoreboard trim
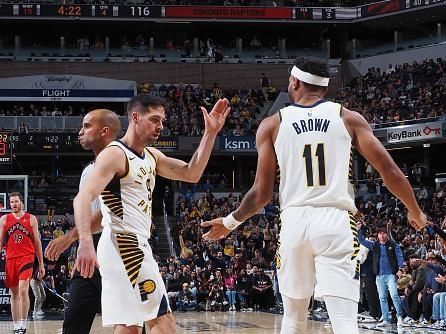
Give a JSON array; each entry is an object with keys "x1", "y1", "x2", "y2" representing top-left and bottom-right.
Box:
[
  {"x1": 165, "y1": 6, "x2": 292, "y2": 19},
  {"x1": 362, "y1": 0, "x2": 400, "y2": 17}
]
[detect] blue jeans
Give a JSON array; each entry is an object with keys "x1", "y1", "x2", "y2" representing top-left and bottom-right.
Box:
[
  {"x1": 176, "y1": 300, "x2": 197, "y2": 311},
  {"x1": 226, "y1": 290, "x2": 237, "y2": 305},
  {"x1": 376, "y1": 274, "x2": 403, "y2": 321},
  {"x1": 237, "y1": 292, "x2": 246, "y2": 303},
  {"x1": 432, "y1": 292, "x2": 446, "y2": 321}
]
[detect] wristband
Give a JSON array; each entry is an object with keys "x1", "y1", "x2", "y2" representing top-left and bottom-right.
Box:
[{"x1": 222, "y1": 213, "x2": 244, "y2": 230}]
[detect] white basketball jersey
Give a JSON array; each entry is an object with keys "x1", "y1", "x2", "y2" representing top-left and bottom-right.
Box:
[
  {"x1": 80, "y1": 161, "x2": 102, "y2": 234},
  {"x1": 100, "y1": 140, "x2": 156, "y2": 239},
  {"x1": 274, "y1": 100, "x2": 356, "y2": 213},
  {"x1": 80, "y1": 162, "x2": 101, "y2": 213}
]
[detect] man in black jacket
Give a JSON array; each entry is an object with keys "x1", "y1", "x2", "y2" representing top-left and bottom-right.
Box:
[
  {"x1": 358, "y1": 226, "x2": 405, "y2": 327},
  {"x1": 359, "y1": 244, "x2": 381, "y2": 321}
]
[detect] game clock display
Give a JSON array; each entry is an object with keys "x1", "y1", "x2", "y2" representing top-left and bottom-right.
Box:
[
  {"x1": 1, "y1": 4, "x2": 162, "y2": 18},
  {"x1": 5, "y1": 133, "x2": 82, "y2": 154}
]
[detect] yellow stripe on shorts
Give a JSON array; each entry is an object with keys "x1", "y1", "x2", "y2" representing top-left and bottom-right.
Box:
[{"x1": 115, "y1": 233, "x2": 144, "y2": 287}]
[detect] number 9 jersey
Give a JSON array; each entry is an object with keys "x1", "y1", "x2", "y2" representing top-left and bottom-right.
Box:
[
  {"x1": 100, "y1": 140, "x2": 157, "y2": 240},
  {"x1": 274, "y1": 100, "x2": 357, "y2": 214}
]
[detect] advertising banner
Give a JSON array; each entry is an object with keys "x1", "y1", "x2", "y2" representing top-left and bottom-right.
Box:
[
  {"x1": 387, "y1": 121, "x2": 442, "y2": 143},
  {"x1": 0, "y1": 75, "x2": 136, "y2": 102},
  {"x1": 150, "y1": 137, "x2": 178, "y2": 151},
  {"x1": 219, "y1": 136, "x2": 256, "y2": 151},
  {"x1": 165, "y1": 6, "x2": 292, "y2": 19},
  {"x1": 0, "y1": 248, "x2": 11, "y2": 308}
]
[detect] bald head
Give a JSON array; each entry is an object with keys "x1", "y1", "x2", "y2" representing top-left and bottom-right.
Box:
[
  {"x1": 88, "y1": 109, "x2": 121, "y2": 139},
  {"x1": 79, "y1": 109, "x2": 121, "y2": 155}
]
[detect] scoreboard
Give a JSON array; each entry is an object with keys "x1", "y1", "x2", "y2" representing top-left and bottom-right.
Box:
[
  {"x1": 0, "y1": 132, "x2": 80, "y2": 155},
  {"x1": 0, "y1": 2, "x2": 443, "y2": 21},
  {"x1": 0, "y1": 133, "x2": 12, "y2": 164},
  {"x1": 0, "y1": 4, "x2": 162, "y2": 18}
]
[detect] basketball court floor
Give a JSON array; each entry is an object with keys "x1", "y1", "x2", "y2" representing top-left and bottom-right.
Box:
[{"x1": 0, "y1": 312, "x2": 443, "y2": 333}]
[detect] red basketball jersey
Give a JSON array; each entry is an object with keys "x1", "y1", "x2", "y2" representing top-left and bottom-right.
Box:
[{"x1": 4, "y1": 212, "x2": 35, "y2": 258}]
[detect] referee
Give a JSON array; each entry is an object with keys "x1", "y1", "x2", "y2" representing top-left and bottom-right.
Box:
[{"x1": 45, "y1": 109, "x2": 120, "y2": 334}]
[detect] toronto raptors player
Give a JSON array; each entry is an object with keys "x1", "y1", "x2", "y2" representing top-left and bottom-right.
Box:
[{"x1": 0, "y1": 192, "x2": 45, "y2": 334}]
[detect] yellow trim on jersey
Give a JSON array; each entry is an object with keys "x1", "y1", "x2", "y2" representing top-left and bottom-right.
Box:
[
  {"x1": 349, "y1": 212, "x2": 360, "y2": 260},
  {"x1": 338, "y1": 103, "x2": 342, "y2": 116}
]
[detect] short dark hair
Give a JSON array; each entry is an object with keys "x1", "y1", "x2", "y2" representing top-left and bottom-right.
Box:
[
  {"x1": 294, "y1": 56, "x2": 329, "y2": 78},
  {"x1": 127, "y1": 94, "x2": 168, "y2": 118},
  {"x1": 9, "y1": 192, "x2": 23, "y2": 202},
  {"x1": 293, "y1": 56, "x2": 329, "y2": 91}
]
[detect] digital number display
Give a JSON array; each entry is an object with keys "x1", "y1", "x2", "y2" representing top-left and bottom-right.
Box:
[
  {"x1": 0, "y1": 133, "x2": 12, "y2": 164},
  {"x1": 92, "y1": 5, "x2": 117, "y2": 17},
  {"x1": 7, "y1": 133, "x2": 81, "y2": 154},
  {"x1": 56, "y1": 6, "x2": 83, "y2": 16},
  {"x1": 322, "y1": 8, "x2": 336, "y2": 20},
  {"x1": 118, "y1": 6, "x2": 162, "y2": 17},
  {"x1": 13, "y1": 4, "x2": 40, "y2": 16},
  {"x1": 295, "y1": 8, "x2": 313, "y2": 19},
  {"x1": 3, "y1": 4, "x2": 162, "y2": 18}
]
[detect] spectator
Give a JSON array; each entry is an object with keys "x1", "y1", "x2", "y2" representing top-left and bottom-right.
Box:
[
  {"x1": 207, "y1": 284, "x2": 225, "y2": 312},
  {"x1": 176, "y1": 283, "x2": 197, "y2": 311},
  {"x1": 358, "y1": 225, "x2": 405, "y2": 327},
  {"x1": 403, "y1": 256, "x2": 428, "y2": 323},
  {"x1": 260, "y1": 73, "x2": 270, "y2": 102},
  {"x1": 223, "y1": 268, "x2": 238, "y2": 311},
  {"x1": 250, "y1": 267, "x2": 274, "y2": 310},
  {"x1": 432, "y1": 273, "x2": 446, "y2": 328}
]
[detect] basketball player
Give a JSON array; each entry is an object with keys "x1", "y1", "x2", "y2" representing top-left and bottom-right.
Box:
[
  {"x1": 45, "y1": 109, "x2": 121, "y2": 334},
  {"x1": 74, "y1": 94, "x2": 230, "y2": 334},
  {"x1": 201, "y1": 56, "x2": 427, "y2": 334},
  {"x1": 0, "y1": 192, "x2": 45, "y2": 334}
]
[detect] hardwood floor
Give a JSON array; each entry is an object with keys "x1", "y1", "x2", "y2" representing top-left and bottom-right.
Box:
[{"x1": 0, "y1": 312, "x2": 441, "y2": 333}]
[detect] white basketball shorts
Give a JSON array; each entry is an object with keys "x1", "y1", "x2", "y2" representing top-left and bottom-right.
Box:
[
  {"x1": 97, "y1": 226, "x2": 171, "y2": 327},
  {"x1": 276, "y1": 206, "x2": 360, "y2": 302}
]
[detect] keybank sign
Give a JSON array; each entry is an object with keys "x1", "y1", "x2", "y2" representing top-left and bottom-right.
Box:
[
  {"x1": 220, "y1": 136, "x2": 256, "y2": 151},
  {"x1": 387, "y1": 121, "x2": 443, "y2": 143}
]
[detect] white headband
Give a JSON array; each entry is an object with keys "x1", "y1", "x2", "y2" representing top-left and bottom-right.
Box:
[{"x1": 290, "y1": 66, "x2": 329, "y2": 87}]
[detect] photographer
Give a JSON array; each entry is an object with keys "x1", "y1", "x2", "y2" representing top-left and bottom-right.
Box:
[
  {"x1": 207, "y1": 284, "x2": 225, "y2": 312},
  {"x1": 176, "y1": 283, "x2": 197, "y2": 312}
]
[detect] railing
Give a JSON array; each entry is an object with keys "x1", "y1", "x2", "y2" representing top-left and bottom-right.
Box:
[
  {"x1": 370, "y1": 116, "x2": 444, "y2": 129},
  {"x1": 1, "y1": 115, "x2": 443, "y2": 132},
  {"x1": 0, "y1": 46, "x2": 325, "y2": 64},
  {"x1": 0, "y1": 116, "x2": 129, "y2": 132},
  {"x1": 163, "y1": 196, "x2": 176, "y2": 257}
]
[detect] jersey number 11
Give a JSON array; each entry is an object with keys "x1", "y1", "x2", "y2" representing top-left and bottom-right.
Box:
[{"x1": 302, "y1": 143, "x2": 326, "y2": 187}]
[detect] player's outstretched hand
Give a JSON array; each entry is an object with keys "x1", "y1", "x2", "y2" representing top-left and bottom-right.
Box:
[
  {"x1": 201, "y1": 218, "x2": 232, "y2": 241},
  {"x1": 408, "y1": 210, "x2": 428, "y2": 231},
  {"x1": 75, "y1": 238, "x2": 98, "y2": 278},
  {"x1": 45, "y1": 234, "x2": 73, "y2": 261},
  {"x1": 201, "y1": 98, "x2": 231, "y2": 135}
]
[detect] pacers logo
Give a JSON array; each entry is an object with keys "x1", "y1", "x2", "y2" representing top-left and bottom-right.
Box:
[
  {"x1": 143, "y1": 280, "x2": 156, "y2": 293},
  {"x1": 139, "y1": 279, "x2": 156, "y2": 301}
]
